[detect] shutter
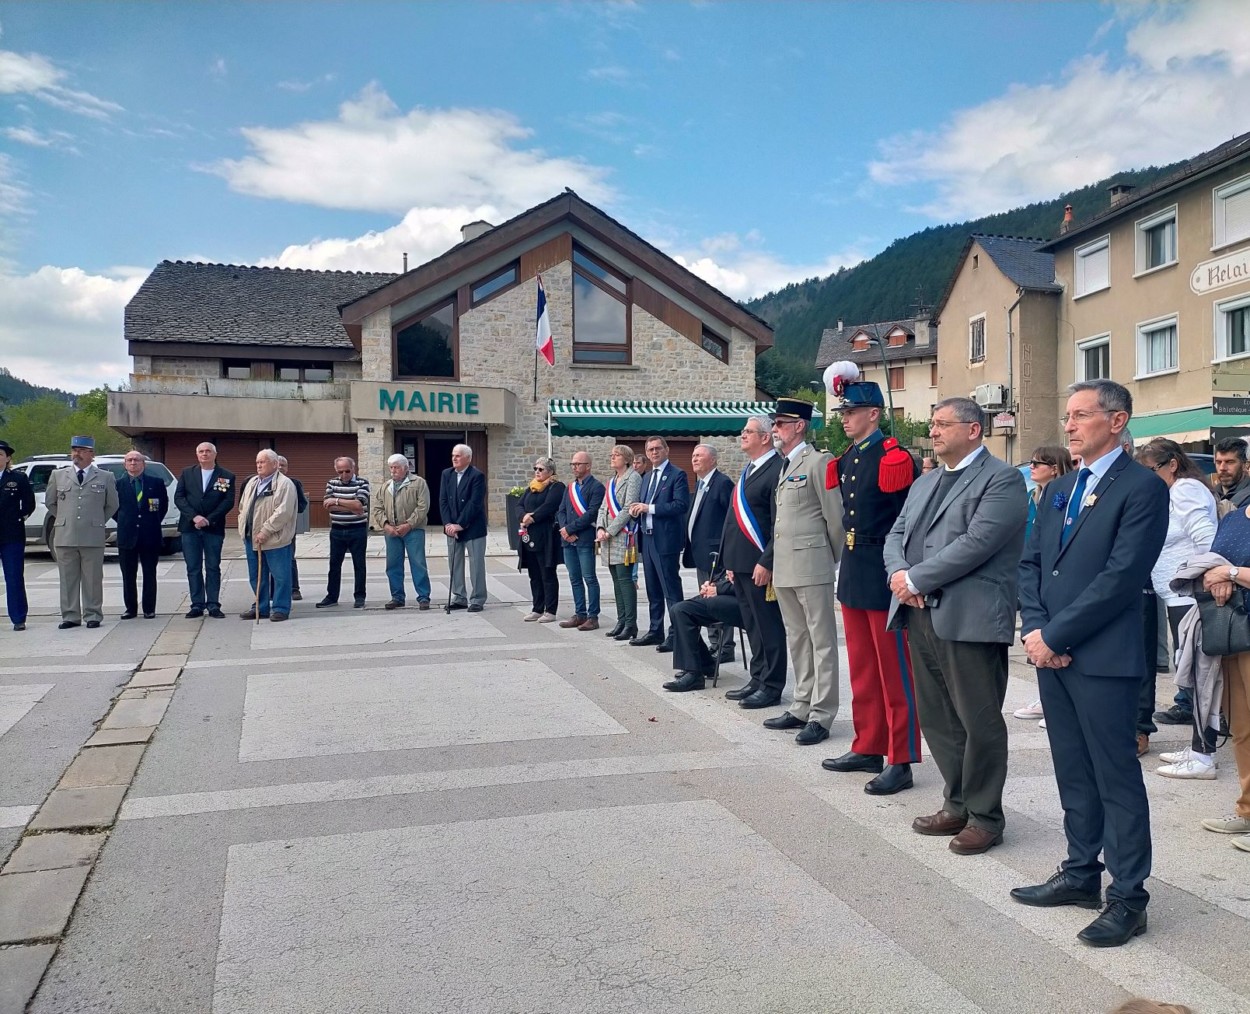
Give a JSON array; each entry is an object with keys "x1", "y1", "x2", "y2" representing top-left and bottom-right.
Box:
[
  {"x1": 1221, "y1": 186, "x2": 1250, "y2": 246},
  {"x1": 275, "y1": 435, "x2": 360, "y2": 529}
]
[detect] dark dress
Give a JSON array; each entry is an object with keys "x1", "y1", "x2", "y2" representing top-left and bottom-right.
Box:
[{"x1": 517, "y1": 481, "x2": 565, "y2": 614}]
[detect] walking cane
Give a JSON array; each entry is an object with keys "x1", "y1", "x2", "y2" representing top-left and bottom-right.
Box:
[
  {"x1": 254, "y1": 545, "x2": 264, "y2": 625},
  {"x1": 444, "y1": 534, "x2": 457, "y2": 614}
]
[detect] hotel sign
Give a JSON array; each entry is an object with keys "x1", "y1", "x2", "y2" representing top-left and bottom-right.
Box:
[
  {"x1": 350, "y1": 382, "x2": 517, "y2": 428},
  {"x1": 1191, "y1": 246, "x2": 1250, "y2": 295}
]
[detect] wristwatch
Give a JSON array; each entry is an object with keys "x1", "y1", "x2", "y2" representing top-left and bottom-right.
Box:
[{"x1": 1230, "y1": 566, "x2": 1240, "y2": 583}]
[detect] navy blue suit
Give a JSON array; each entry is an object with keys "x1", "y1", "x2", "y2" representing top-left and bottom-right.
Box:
[
  {"x1": 638, "y1": 461, "x2": 690, "y2": 635},
  {"x1": 115, "y1": 472, "x2": 169, "y2": 617},
  {"x1": 440, "y1": 465, "x2": 488, "y2": 608},
  {"x1": 682, "y1": 469, "x2": 733, "y2": 578},
  {"x1": 1018, "y1": 451, "x2": 1168, "y2": 909}
]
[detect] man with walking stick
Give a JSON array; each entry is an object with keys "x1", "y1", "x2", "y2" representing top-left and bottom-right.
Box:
[
  {"x1": 238, "y1": 449, "x2": 298, "y2": 622},
  {"x1": 439, "y1": 444, "x2": 488, "y2": 612}
]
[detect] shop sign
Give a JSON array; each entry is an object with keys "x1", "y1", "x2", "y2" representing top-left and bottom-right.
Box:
[
  {"x1": 992, "y1": 412, "x2": 1016, "y2": 429},
  {"x1": 1213, "y1": 396, "x2": 1250, "y2": 416},
  {"x1": 378, "y1": 388, "x2": 480, "y2": 415},
  {"x1": 1191, "y1": 245, "x2": 1250, "y2": 295},
  {"x1": 351, "y1": 382, "x2": 516, "y2": 427}
]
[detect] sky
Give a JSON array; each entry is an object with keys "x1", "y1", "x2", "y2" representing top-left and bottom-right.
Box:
[{"x1": 1, "y1": 0, "x2": 1248, "y2": 393}]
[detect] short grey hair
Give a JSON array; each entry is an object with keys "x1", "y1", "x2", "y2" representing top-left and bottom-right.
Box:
[
  {"x1": 693, "y1": 443, "x2": 718, "y2": 461},
  {"x1": 745, "y1": 414, "x2": 771, "y2": 436},
  {"x1": 1069, "y1": 379, "x2": 1133, "y2": 418},
  {"x1": 1119, "y1": 428, "x2": 1135, "y2": 452},
  {"x1": 335, "y1": 456, "x2": 356, "y2": 470},
  {"x1": 276, "y1": 455, "x2": 288, "y2": 467},
  {"x1": 386, "y1": 453, "x2": 410, "y2": 471},
  {"x1": 256, "y1": 448, "x2": 279, "y2": 465},
  {"x1": 196, "y1": 442, "x2": 217, "y2": 454},
  {"x1": 535, "y1": 456, "x2": 557, "y2": 475},
  {"x1": 933, "y1": 397, "x2": 984, "y2": 426},
  {"x1": 453, "y1": 443, "x2": 472, "y2": 459}
]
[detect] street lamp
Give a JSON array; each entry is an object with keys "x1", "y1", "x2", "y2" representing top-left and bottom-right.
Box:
[{"x1": 863, "y1": 332, "x2": 896, "y2": 424}]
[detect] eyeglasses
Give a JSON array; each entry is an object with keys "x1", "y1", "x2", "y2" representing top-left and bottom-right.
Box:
[
  {"x1": 740, "y1": 429, "x2": 765, "y2": 437},
  {"x1": 1060, "y1": 410, "x2": 1113, "y2": 425},
  {"x1": 770, "y1": 419, "x2": 799, "y2": 428},
  {"x1": 533, "y1": 466, "x2": 548, "y2": 472},
  {"x1": 570, "y1": 461, "x2": 589, "y2": 467},
  {"x1": 929, "y1": 419, "x2": 973, "y2": 431},
  {"x1": 1147, "y1": 461, "x2": 1168, "y2": 472}
]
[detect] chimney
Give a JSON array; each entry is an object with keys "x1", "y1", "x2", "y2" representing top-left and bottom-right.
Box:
[
  {"x1": 913, "y1": 316, "x2": 931, "y2": 348},
  {"x1": 1108, "y1": 183, "x2": 1136, "y2": 208},
  {"x1": 1059, "y1": 204, "x2": 1074, "y2": 235},
  {"x1": 836, "y1": 318, "x2": 844, "y2": 335},
  {"x1": 461, "y1": 220, "x2": 493, "y2": 243},
  {"x1": 402, "y1": 252, "x2": 408, "y2": 272}
]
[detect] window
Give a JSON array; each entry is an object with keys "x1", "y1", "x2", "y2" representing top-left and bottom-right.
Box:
[
  {"x1": 930, "y1": 363, "x2": 938, "y2": 387},
  {"x1": 888, "y1": 366, "x2": 905, "y2": 391},
  {"x1": 395, "y1": 300, "x2": 456, "y2": 379},
  {"x1": 225, "y1": 360, "x2": 333, "y2": 381},
  {"x1": 26, "y1": 464, "x2": 56, "y2": 494},
  {"x1": 1076, "y1": 334, "x2": 1110, "y2": 381},
  {"x1": 969, "y1": 316, "x2": 986, "y2": 363},
  {"x1": 700, "y1": 326, "x2": 728, "y2": 363},
  {"x1": 277, "y1": 363, "x2": 334, "y2": 382},
  {"x1": 1214, "y1": 173, "x2": 1250, "y2": 249},
  {"x1": 572, "y1": 246, "x2": 629, "y2": 364},
  {"x1": 470, "y1": 263, "x2": 519, "y2": 305},
  {"x1": 1074, "y1": 236, "x2": 1110, "y2": 297},
  {"x1": 1216, "y1": 294, "x2": 1250, "y2": 360},
  {"x1": 1135, "y1": 206, "x2": 1177, "y2": 274},
  {"x1": 1136, "y1": 315, "x2": 1179, "y2": 377}
]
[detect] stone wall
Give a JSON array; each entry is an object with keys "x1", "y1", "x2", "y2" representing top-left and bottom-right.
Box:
[{"x1": 149, "y1": 356, "x2": 220, "y2": 378}]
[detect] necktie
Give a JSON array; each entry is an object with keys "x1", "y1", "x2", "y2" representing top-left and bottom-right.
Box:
[
  {"x1": 743, "y1": 462, "x2": 754, "y2": 482},
  {"x1": 1061, "y1": 468, "x2": 1092, "y2": 547},
  {"x1": 135, "y1": 479, "x2": 143, "y2": 502},
  {"x1": 76, "y1": 469, "x2": 84, "y2": 485}
]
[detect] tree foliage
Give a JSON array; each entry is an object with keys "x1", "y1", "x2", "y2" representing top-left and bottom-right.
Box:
[{"x1": 2, "y1": 389, "x2": 131, "y2": 459}]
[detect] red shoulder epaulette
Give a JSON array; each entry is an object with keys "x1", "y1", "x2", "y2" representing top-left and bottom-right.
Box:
[
  {"x1": 826, "y1": 456, "x2": 840, "y2": 490},
  {"x1": 879, "y1": 437, "x2": 915, "y2": 494}
]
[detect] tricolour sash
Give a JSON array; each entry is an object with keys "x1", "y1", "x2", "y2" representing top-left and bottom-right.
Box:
[
  {"x1": 732, "y1": 468, "x2": 766, "y2": 552},
  {"x1": 567, "y1": 481, "x2": 587, "y2": 517}
]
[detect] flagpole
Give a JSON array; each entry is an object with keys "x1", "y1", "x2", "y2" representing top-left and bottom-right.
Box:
[
  {"x1": 533, "y1": 349, "x2": 538, "y2": 403},
  {"x1": 546, "y1": 404, "x2": 553, "y2": 459}
]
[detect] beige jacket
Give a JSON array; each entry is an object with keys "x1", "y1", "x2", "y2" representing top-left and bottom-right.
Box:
[
  {"x1": 236, "y1": 471, "x2": 297, "y2": 549},
  {"x1": 372, "y1": 474, "x2": 430, "y2": 532},
  {"x1": 771, "y1": 443, "x2": 844, "y2": 588},
  {"x1": 45, "y1": 464, "x2": 120, "y2": 549}
]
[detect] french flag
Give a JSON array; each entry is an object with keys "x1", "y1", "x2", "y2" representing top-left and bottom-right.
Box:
[{"x1": 535, "y1": 275, "x2": 554, "y2": 366}]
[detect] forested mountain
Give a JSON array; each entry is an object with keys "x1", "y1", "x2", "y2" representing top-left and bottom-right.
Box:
[
  {"x1": 0, "y1": 368, "x2": 75, "y2": 412},
  {"x1": 747, "y1": 161, "x2": 1186, "y2": 394}
]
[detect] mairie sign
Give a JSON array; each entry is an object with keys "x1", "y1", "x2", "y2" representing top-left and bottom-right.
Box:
[
  {"x1": 379, "y1": 388, "x2": 480, "y2": 415},
  {"x1": 350, "y1": 382, "x2": 517, "y2": 427}
]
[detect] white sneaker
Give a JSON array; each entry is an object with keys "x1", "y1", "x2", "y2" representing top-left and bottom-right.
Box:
[
  {"x1": 537, "y1": 612, "x2": 558, "y2": 623},
  {"x1": 1201, "y1": 814, "x2": 1250, "y2": 834},
  {"x1": 523, "y1": 612, "x2": 542, "y2": 622},
  {"x1": 1160, "y1": 746, "x2": 1219, "y2": 767},
  {"x1": 1038, "y1": 718, "x2": 1047, "y2": 730},
  {"x1": 1234, "y1": 836, "x2": 1250, "y2": 853},
  {"x1": 1157, "y1": 755, "x2": 1217, "y2": 779},
  {"x1": 1013, "y1": 700, "x2": 1044, "y2": 720}
]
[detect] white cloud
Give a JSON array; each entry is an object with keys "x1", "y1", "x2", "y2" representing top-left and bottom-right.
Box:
[
  {"x1": 869, "y1": 0, "x2": 1250, "y2": 220},
  {"x1": 0, "y1": 153, "x2": 28, "y2": 214},
  {"x1": 0, "y1": 265, "x2": 144, "y2": 390},
  {"x1": 276, "y1": 73, "x2": 336, "y2": 93},
  {"x1": 0, "y1": 47, "x2": 120, "y2": 119},
  {"x1": 670, "y1": 232, "x2": 865, "y2": 301},
  {"x1": 207, "y1": 83, "x2": 614, "y2": 215}
]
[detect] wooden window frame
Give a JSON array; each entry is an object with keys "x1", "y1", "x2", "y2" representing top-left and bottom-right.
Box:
[
  {"x1": 700, "y1": 325, "x2": 729, "y2": 364},
  {"x1": 571, "y1": 245, "x2": 631, "y2": 365},
  {"x1": 469, "y1": 261, "x2": 521, "y2": 307},
  {"x1": 393, "y1": 295, "x2": 461, "y2": 382},
  {"x1": 969, "y1": 315, "x2": 986, "y2": 364}
]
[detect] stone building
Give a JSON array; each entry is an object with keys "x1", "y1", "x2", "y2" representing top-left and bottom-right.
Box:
[
  {"x1": 110, "y1": 192, "x2": 776, "y2": 525},
  {"x1": 814, "y1": 317, "x2": 939, "y2": 429}
]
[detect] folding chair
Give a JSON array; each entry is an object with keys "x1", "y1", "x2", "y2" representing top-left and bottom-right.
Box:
[{"x1": 709, "y1": 622, "x2": 748, "y2": 688}]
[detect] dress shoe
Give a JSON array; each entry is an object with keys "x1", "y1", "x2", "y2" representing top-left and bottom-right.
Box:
[
  {"x1": 12, "y1": 623, "x2": 26, "y2": 631},
  {"x1": 290, "y1": 589, "x2": 302, "y2": 601},
  {"x1": 58, "y1": 620, "x2": 80, "y2": 630},
  {"x1": 1136, "y1": 733, "x2": 1149, "y2": 757},
  {"x1": 270, "y1": 612, "x2": 288, "y2": 622},
  {"x1": 949, "y1": 826, "x2": 1003, "y2": 855},
  {"x1": 864, "y1": 764, "x2": 913, "y2": 795},
  {"x1": 385, "y1": 600, "x2": 404, "y2": 610},
  {"x1": 208, "y1": 608, "x2": 225, "y2": 619},
  {"x1": 716, "y1": 645, "x2": 736, "y2": 664},
  {"x1": 120, "y1": 611, "x2": 137, "y2": 620},
  {"x1": 1010, "y1": 868, "x2": 1101, "y2": 909},
  {"x1": 239, "y1": 609, "x2": 262, "y2": 620},
  {"x1": 763, "y1": 711, "x2": 805, "y2": 731},
  {"x1": 822, "y1": 751, "x2": 884, "y2": 774},
  {"x1": 738, "y1": 690, "x2": 782, "y2": 709},
  {"x1": 143, "y1": 612, "x2": 156, "y2": 619},
  {"x1": 315, "y1": 598, "x2": 338, "y2": 608},
  {"x1": 655, "y1": 635, "x2": 675, "y2": 653},
  {"x1": 86, "y1": 620, "x2": 101, "y2": 629},
  {"x1": 629, "y1": 630, "x2": 664, "y2": 647},
  {"x1": 1077, "y1": 901, "x2": 1147, "y2": 947},
  {"x1": 468, "y1": 604, "x2": 484, "y2": 612},
  {"x1": 605, "y1": 621, "x2": 625, "y2": 638},
  {"x1": 559, "y1": 615, "x2": 587, "y2": 628},
  {"x1": 1153, "y1": 704, "x2": 1193, "y2": 725},
  {"x1": 912, "y1": 810, "x2": 968, "y2": 836},
  {"x1": 355, "y1": 600, "x2": 366, "y2": 609},
  {"x1": 614, "y1": 626, "x2": 638, "y2": 642},
  {"x1": 417, "y1": 599, "x2": 429, "y2": 611},
  {"x1": 185, "y1": 608, "x2": 204, "y2": 619},
  {"x1": 795, "y1": 721, "x2": 829, "y2": 746},
  {"x1": 724, "y1": 684, "x2": 759, "y2": 701},
  {"x1": 578, "y1": 618, "x2": 599, "y2": 631},
  {"x1": 662, "y1": 671, "x2": 706, "y2": 692},
  {"x1": 447, "y1": 602, "x2": 468, "y2": 611}
]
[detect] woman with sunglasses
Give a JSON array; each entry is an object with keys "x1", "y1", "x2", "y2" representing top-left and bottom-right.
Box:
[{"x1": 517, "y1": 457, "x2": 565, "y2": 623}]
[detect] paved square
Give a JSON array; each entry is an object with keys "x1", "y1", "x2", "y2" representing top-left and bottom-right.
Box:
[
  {"x1": 0, "y1": 624, "x2": 112, "y2": 659},
  {"x1": 214, "y1": 799, "x2": 972, "y2": 1014},
  {"x1": 245, "y1": 609, "x2": 506, "y2": 650},
  {"x1": 238, "y1": 658, "x2": 626, "y2": 761},
  {"x1": 0, "y1": 684, "x2": 54, "y2": 739}
]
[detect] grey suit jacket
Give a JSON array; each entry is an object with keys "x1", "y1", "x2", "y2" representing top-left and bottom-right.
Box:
[
  {"x1": 45, "y1": 464, "x2": 120, "y2": 549},
  {"x1": 883, "y1": 448, "x2": 1026, "y2": 643},
  {"x1": 771, "y1": 443, "x2": 844, "y2": 588}
]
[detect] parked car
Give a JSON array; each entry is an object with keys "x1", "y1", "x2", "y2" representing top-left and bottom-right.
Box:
[{"x1": 13, "y1": 454, "x2": 181, "y2": 559}]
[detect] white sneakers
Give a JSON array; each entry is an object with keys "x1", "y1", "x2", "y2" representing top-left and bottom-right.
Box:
[
  {"x1": 1201, "y1": 814, "x2": 1250, "y2": 833},
  {"x1": 523, "y1": 612, "x2": 542, "y2": 622},
  {"x1": 1159, "y1": 746, "x2": 1219, "y2": 768},
  {"x1": 537, "y1": 612, "x2": 558, "y2": 623},
  {"x1": 1013, "y1": 700, "x2": 1044, "y2": 719},
  {"x1": 1157, "y1": 753, "x2": 1217, "y2": 779}
]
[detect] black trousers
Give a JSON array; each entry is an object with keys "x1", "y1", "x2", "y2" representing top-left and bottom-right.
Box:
[
  {"x1": 526, "y1": 561, "x2": 560, "y2": 615},
  {"x1": 118, "y1": 543, "x2": 159, "y2": 615},
  {"x1": 1138, "y1": 588, "x2": 1159, "y2": 735},
  {"x1": 640, "y1": 533, "x2": 682, "y2": 635},
  {"x1": 735, "y1": 573, "x2": 787, "y2": 696},
  {"x1": 671, "y1": 593, "x2": 742, "y2": 675},
  {"x1": 326, "y1": 525, "x2": 368, "y2": 602}
]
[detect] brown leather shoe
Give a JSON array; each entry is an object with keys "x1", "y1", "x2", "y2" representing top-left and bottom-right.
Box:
[
  {"x1": 912, "y1": 810, "x2": 967, "y2": 836},
  {"x1": 559, "y1": 616, "x2": 586, "y2": 628},
  {"x1": 949, "y1": 825, "x2": 1003, "y2": 855},
  {"x1": 578, "y1": 618, "x2": 599, "y2": 631},
  {"x1": 1136, "y1": 733, "x2": 1149, "y2": 757}
]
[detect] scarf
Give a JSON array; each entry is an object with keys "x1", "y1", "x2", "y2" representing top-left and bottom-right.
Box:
[{"x1": 528, "y1": 475, "x2": 555, "y2": 494}]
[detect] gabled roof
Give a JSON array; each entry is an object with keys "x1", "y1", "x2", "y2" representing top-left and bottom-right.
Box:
[
  {"x1": 930, "y1": 234, "x2": 1059, "y2": 324},
  {"x1": 1040, "y1": 129, "x2": 1250, "y2": 250},
  {"x1": 814, "y1": 319, "x2": 938, "y2": 370},
  {"x1": 339, "y1": 190, "x2": 774, "y2": 351},
  {"x1": 126, "y1": 261, "x2": 397, "y2": 349}
]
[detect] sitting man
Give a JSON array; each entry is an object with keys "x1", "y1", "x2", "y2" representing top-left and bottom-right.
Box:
[{"x1": 662, "y1": 571, "x2": 743, "y2": 693}]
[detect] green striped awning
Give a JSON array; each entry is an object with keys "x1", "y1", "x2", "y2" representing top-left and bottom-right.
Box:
[
  {"x1": 548, "y1": 398, "x2": 814, "y2": 437},
  {"x1": 1132, "y1": 407, "x2": 1250, "y2": 442}
]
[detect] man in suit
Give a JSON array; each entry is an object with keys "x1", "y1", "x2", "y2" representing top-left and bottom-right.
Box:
[
  {"x1": 714, "y1": 415, "x2": 788, "y2": 707},
  {"x1": 822, "y1": 368, "x2": 923, "y2": 796},
  {"x1": 46, "y1": 435, "x2": 119, "y2": 629},
  {"x1": 557, "y1": 449, "x2": 606, "y2": 630},
  {"x1": 1015, "y1": 379, "x2": 1169, "y2": 948},
  {"x1": 679, "y1": 443, "x2": 735, "y2": 661},
  {"x1": 0, "y1": 439, "x2": 36, "y2": 631},
  {"x1": 627, "y1": 436, "x2": 690, "y2": 649},
  {"x1": 661, "y1": 572, "x2": 742, "y2": 692},
  {"x1": 883, "y1": 397, "x2": 1027, "y2": 852},
  {"x1": 763, "y1": 398, "x2": 844, "y2": 746},
  {"x1": 440, "y1": 443, "x2": 488, "y2": 611},
  {"x1": 174, "y1": 442, "x2": 236, "y2": 619},
  {"x1": 115, "y1": 450, "x2": 169, "y2": 620}
]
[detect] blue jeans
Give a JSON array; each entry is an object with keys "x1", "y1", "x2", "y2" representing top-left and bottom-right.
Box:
[
  {"x1": 182, "y1": 529, "x2": 225, "y2": 610},
  {"x1": 562, "y1": 542, "x2": 600, "y2": 618},
  {"x1": 1, "y1": 540, "x2": 28, "y2": 625},
  {"x1": 385, "y1": 528, "x2": 431, "y2": 604},
  {"x1": 245, "y1": 542, "x2": 293, "y2": 616}
]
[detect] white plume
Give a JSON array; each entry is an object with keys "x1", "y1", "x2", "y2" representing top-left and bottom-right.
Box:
[{"x1": 823, "y1": 360, "x2": 861, "y2": 394}]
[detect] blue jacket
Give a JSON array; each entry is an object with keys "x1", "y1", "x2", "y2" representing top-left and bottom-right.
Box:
[
  {"x1": 439, "y1": 465, "x2": 487, "y2": 541},
  {"x1": 682, "y1": 469, "x2": 732, "y2": 572},
  {"x1": 638, "y1": 462, "x2": 690, "y2": 557},
  {"x1": 115, "y1": 473, "x2": 169, "y2": 550},
  {"x1": 556, "y1": 474, "x2": 606, "y2": 546}
]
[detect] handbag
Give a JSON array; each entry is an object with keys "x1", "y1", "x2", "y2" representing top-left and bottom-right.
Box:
[{"x1": 1196, "y1": 590, "x2": 1250, "y2": 657}]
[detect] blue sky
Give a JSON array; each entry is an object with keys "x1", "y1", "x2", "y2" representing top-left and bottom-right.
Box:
[{"x1": 1, "y1": 1, "x2": 1247, "y2": 391}]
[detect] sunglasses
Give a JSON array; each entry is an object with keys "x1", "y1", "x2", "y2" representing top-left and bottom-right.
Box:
[
  {"x1": 533, "y1": 466, "x2": 548, "y2": 472},
  {"x1": 1027, "y1": 460, "x2": 1055, "y2": 468}
]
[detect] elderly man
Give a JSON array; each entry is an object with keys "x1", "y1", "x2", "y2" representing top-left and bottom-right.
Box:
[
  {"x1": 680, "y1": 443, "x2": 734, "y2": 660},
  {"x1": 884, "y1": 397, "x2": 1027, "y2": 852},
  {"x1": 46, "y1": 435, "x2": 119, "y2": 630},
  {"x1": 374, "y1": 453, "x2": 431, "y2": 610},
  {"x1": 115, "y1": 450, "x2": 169, "y2": 620},
  {"x1": 0, "y1": 439, "x2": 36, "y2": 631},
  {"x1": 556, "y1": 449, "x2": 605, "y2": 630},
  {"x1": 662, "y1": 572, "x2": 743, "y2": 692},
  {"x1": 763, "y1": 399, "x2": 844, "y2": 746},
  {"x1": 237, "y1": 449, "x2": 298, "y2": 622},
  {"x1": 440, "y1": 444, "x2": 488, "y2": 611},
  {"x1": 174, "y1": 441, "x2": 236, "y2": 619},
  {"x1": 318, "y1": 456, "x2": 372, "y2": 609}
]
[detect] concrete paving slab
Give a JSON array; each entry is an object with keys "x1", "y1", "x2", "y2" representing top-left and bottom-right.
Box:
[
  {"x1": 140, "y1": 654, "x2": 187, "y2": 671},
  {"x1": 245, "y1": 608, "x2": 506, "y2": 650},
  {"x1": 0, "y1": 684, "x2": 54, "y2": 739},
  {"x1": 3, "y1": 832, "x2": 106, "y2": 874},
  {"x1": 126, "y1": 667, "x2": 180, "y2": 689},
  {"x1": 0, "y1": 943, "x2": 56, "y2": 1014},
  {"x1": 100, "y1": 696, "x2": 170, "y2": 730},
  {"x1": 83, "y1": 727, "x2": 153, "y2": 748},
  {"x1": 28, "y1": 786, "x2": 127, "y2": 831},
  {"x1": 0, "y1": 623, "x2": 112, "y2": 659},
  {"x1": 59, "y1": 745, "x2": 145, "y2": 789},
  {"x1": 238, "y1": 658, "x2": 626, "y2": 762},
  {"x1": 0, "y1": 865, "x2": 90, "y2": 943},
  {"x1": 0, "y1": 809, "x2": 35, "y2": 832},
  {"x1": 151, "y1": 634, "x2": 196, "y2": 654}
]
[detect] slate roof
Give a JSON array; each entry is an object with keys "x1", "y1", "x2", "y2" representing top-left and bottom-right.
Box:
[
  {"x1": 930, "y1": 235, "x2": 1059, "y2": 324},
  {"x1": 815, "y1": 319, "x2": 938, "y2": 370},
  {"x1": 126, "y1": 261, "x2": 399, "y2": 348}
]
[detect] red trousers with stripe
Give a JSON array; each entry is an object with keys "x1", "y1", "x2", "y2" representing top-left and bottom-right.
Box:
[{"x1": 842, "y1": 604, "x2": 922, "y2": 765}]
